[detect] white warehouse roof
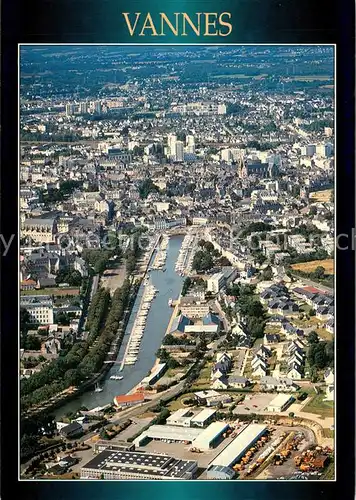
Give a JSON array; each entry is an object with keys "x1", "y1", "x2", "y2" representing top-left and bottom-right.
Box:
[
  {"x1": 267, "y1": 393, "x2": 294, "y2": 410},
  {"x1": 210, "y1": 424, "x2": 267, "y2": 468},
  {"x1": 190, "y1": 408, "x2": 216, "y2": 424},
  {"x1": 134, "y1": 425, "x2": 202, "y2": 446},
  {"x1": 192, "y1": 422, "x2": 229, "y2": 450},
  {"x1": 167, "y1": 408, "x2": 193, "y2": 420}
]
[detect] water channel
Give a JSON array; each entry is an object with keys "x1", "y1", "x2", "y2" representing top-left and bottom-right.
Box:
[{"x1": 54, "y1": 235, "x2": 184, "y2": 418}]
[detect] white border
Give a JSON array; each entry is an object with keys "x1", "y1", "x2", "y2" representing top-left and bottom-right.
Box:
[{"x1": 18, "y1": 43, "x2": 336, "y2": 483}]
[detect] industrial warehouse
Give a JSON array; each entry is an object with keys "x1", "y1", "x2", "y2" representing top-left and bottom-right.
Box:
[
  {"x1": 207, "y1": 424, "x2": 268, "y2": 479},
  {"x1": 133, "y1": 425, "x2": 202, "y2": 446},
  {"x1": 192, "y1": 422, "x2": 229, "y2": 451},
  {"x1": 166, "y1": 407, "x2": 217, "y2": 428},
  {"x1": 133, "y1": 421, "x2": 228, "y2": 448},
  {"x1": 266, "y1": 393, "x2": 295, "y2": 413},
  {"x1": 80, "y1": 450, "x2": 198, "y2": 480}
]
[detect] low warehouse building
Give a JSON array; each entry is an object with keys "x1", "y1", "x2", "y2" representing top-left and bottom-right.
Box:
[
  {"x1": 207, "y1": 465, "x2": 236, "y2": 480},
  {"x1": 93, "y1": 440, "x2": 135, "y2": 454},
  {"x1": 113, "y1": 393, "x2": 145, "y2": 408},
  {"x1": 166, "y1": 408, "x2": 195, "y2": 427},
  {"x1": 207, "y1": 424, "x2": 267, "y2": 479},
  {"x1": 190, "y1": 408, "x2": 217, "y2": 428},
  {"x1": 140, "y1": 363, "x2": 167, "y2": 386},
  {"x1": 191, "y1": 422, "x2": 229, "y2": 451},
  {"x1": 133, "y1": 425, "x2": 202, "y2": 447},
  {"x1": 267, "y1": 393, "x2": 295, "y2": 413},
  {"x1": 81, "y1": 450, "x2": 198, "y2": 480}
]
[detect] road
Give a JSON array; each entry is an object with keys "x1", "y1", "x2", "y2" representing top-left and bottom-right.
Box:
[{"x1": 90, "y1": 274, "x2": 100, "y2": 300}]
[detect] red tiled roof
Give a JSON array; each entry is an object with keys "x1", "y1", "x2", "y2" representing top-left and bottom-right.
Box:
[
  {"x1": 114, "y1": 393, "x2": 145, "y2": 405},
  {"x1": 21, "y1": 279, "x2": 37, "y2": 285},
  {"x1": 303, "y1": 286, "x2": 326, "y2": 294}
]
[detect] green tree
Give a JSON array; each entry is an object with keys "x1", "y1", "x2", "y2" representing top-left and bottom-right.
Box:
[
  {"x1": 262, "y1": 266, "x2": 273, "y2": 281},
  {"x1": 313, "y1": 266, "x2": 325, "y2": 279},
  {"x1": 308, "y1": 331, "x2": 319, "y2": 344}
]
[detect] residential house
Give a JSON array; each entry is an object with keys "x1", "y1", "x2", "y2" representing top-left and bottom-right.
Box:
[
  {"x1": 228, "y1": 375, "x2": 250, "y2": 389},
  {"x1": 260, "y1": 376, "x2": 299, "y2": 392},
  {"x1": 268, "y1": 299, "x2": 299, "y2": 315},
  {"x1": 255, "y1": 345, "x2": 272, "y2": 360},
  {"x1": 212, "y1": 376, "x2": 229, "y2": 390},
  {"x1": 252, "y1": 363, "x2": 267, "y2": 378},
  {"x1": 282, "y1": 322, "x2": 304, "y2": 339},
  {"x1": 316, "y1": 306, "x2": 334, "y2": 320},
  {"x1": 264, "y1": 333, "x2": 281, "y2": 345},
  {"x1": 251, "y1": 354, "x2": 267, "y2": 369},
  {"x1": 287, "y1": 363, "x2": 304, "y2": 380},
  {"x1": 324, "y1": 368, "x2": 334, "y2": 386},
  {"x1": 325, "y1": 318, "x2": 334, "y2": 334},
  {"x1": 324, "y1": 384, "x2": 334, "y2": 402}
]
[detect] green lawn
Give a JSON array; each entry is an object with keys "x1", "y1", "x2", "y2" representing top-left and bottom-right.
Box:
[
  {"x1": 168, "y1": 393, "x2": 194, "y2": 411},
  {"x1": 302, "y1": 394, "x2": 334, "y2": 418}
]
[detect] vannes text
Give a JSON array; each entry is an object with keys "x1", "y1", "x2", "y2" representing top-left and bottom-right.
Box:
[{"x1": 122, "y1": 12, "x2": 233, "y2": 37}]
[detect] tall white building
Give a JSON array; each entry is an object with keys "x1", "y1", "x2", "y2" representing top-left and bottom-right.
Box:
[
  {"x1": 316, "y1": 143, "x2": 333, "y2": 157},
  {"x1": 92, "y1": 101, "x2": 102, "y2": 114},
  {"x1": 79, "y1": 102, "x2": 88, "y2": 114},
  {"x1": 65, "y1": 103, "x2": 75, "y2": 116},
  {"x1": 175, "y1": 141, "x2": 184, "y2": 162},
  {"x1": 168, "y1": 134, "x2": 177, "y2": 156},
  {"x1": 221, "y1": 149, "x2": 232, "y2": 162},
  {"x1": 217, "y1": 104, "x2": 227, "y2": 115},
  {"x1": 186, "y1": 135, "x2": 195, "y2": 154}
]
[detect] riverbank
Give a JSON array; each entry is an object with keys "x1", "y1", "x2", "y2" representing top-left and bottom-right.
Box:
[
  {"x1": 22, "y1": 279, "x2": 141, "y2": 420},
  {"x1": 126, "y1": 281, "x2": 184, "y2": 395},
  {"x1": 48, "y1": 235, "x2": 185, "y2": 417}
]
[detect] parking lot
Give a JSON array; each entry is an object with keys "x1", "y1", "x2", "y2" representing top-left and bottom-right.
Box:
[
  {"x1": 233, "y1": 393, "x2": 276, "y2": 415},
  {"x1": 137, "y1": 433, "x2": 235, "y2": 470}
]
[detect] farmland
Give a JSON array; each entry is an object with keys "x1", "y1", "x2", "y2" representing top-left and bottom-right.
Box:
[{"x1": 291, "y1": 259, "x2": 334, "y2": 275}]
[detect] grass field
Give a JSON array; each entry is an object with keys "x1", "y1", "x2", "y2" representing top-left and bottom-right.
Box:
[
  {"x1": 309, "y1": 189, "x2": 333, "y2": 203},
  {"x1": 315, "y1": 328, "x2": 333, "y2": 341},
  {"x1": 302, "y1": 394, "x2": 334, "y2": 418},
  {"x1": 168, "y1": 393, "x2": 194, "y2": 411},
  {"x1": 291, "y1": 259, "x2": 334, "y2": 275}
]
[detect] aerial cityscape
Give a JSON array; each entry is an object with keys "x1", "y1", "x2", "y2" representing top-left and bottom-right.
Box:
[{"x1": 20, "y1": 45, "x2": 334, "y2": 481}]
